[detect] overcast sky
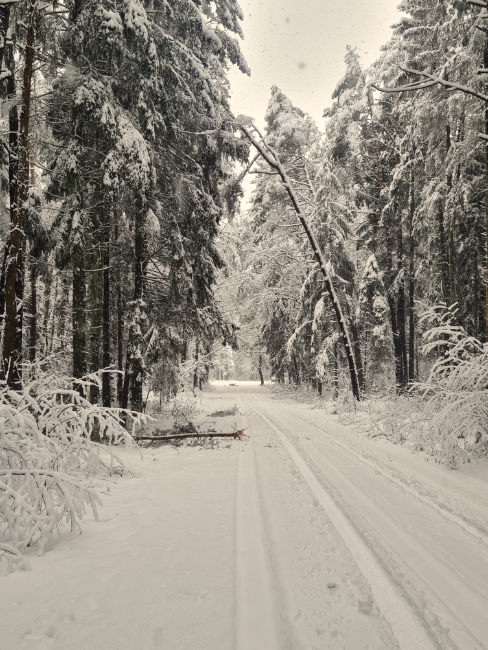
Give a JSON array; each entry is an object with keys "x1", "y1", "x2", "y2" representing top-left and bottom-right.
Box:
[{"x1": 228, "y1": 0, "x2": 404, "y2": 130}]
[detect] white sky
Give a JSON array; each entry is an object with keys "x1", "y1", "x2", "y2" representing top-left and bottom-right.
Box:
[{"x1": 228, "y1": 0, "x2": 405, "y2": 130}]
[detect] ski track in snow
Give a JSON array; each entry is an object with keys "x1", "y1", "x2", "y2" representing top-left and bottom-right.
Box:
[
  {"x1": 250, "y1": 406, "x2": 435, "y2": 650},
  {"x1": 303, "y1": 409, "x2": 488, "y2": 546},
  {"x1": 239, "y1": 389, "x2": 488, "y2": 650},
  {"x1": 235, "y1": 420, "x2": 281, "y2": 650},
  {"x1": 236, "y1": 399, "x2": 401, "y2": 650},
  {"x1": 1, "y1": 381, "x2": 487, "y2": 650}
]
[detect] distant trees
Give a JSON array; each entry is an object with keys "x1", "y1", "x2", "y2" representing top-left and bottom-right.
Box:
[{"x1": 228, "y1": 0, "x2": 488, "y2": 397}]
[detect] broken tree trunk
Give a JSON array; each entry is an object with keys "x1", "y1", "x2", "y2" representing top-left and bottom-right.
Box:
[{"x1": 134, "y1": 430, "x2": 248, "y2": 442}]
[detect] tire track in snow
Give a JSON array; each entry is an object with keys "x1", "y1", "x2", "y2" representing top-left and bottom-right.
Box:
[
  {"x1": 252, "y1": 406, "x2": 438, "y2": 650},
  {"x1": 298, "y1": 408, "x2": 488, "y2": 547},
  {"x1": 235, "y1": 413, "x2": 281, "y2": 650},
  {"x1": 251, "y1": 399, "x2": 488, "y2": 650}
]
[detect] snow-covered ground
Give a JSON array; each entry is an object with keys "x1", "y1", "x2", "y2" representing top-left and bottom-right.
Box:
[{"x1": 1, "y1": 382, "x2": 487, "y2": 649}]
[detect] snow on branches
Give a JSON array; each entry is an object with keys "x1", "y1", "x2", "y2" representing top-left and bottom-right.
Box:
[
  {"x1": 0, "y1": 370, "x2": 149, "y2": 571},
  {"x1": 415, "y1": 303, "x2": 488, "y2": 467}
]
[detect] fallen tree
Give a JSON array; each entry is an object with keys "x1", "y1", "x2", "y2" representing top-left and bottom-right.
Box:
[{"x1": 134, "y1": 429, "x2": 248, "y2": 442}]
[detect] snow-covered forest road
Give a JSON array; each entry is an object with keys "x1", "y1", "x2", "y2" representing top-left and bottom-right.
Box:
[
  {"x1": 238, "y1": 387, "x2": 488, "y2": 650},
  {"x1": 1, "y1": 383, "x2": 487, "y2": 650}
]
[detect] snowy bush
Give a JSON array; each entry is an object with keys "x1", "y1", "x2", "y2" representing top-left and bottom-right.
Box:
[
  {"x1": 157, "y1": 392, "x2": 201, "y2": 423},
  {"x1": 413, "y1": 305, "x2": 488, "y2": 467},
  {"x1": 363, "y1": 304, "x2": 488, "y2": 468},
  {"x1": 0, "y1": 368, "x2": 148, "y2": 570},
  {"x1": 330, "y1": 301, "x2": 488, "y2": 468},
  {"x1": 356, "y1": 393, "x2": 430, "y2": 445}
]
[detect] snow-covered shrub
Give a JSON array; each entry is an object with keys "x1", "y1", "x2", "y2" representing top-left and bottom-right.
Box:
[
  {"x1": 361, "y1": 393, "x2": 429, "y2": 444},
  {"x1": 167, "y1": 393, "x2": 201, "y2": 424},
  {"x1": 0, "y1": 368, "x2": 147, "y2": 569},
  {"x1": 414, "y1": 304, "x2": 488, "y2": 468}
]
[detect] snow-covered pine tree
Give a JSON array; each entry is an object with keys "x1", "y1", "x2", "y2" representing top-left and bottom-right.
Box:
[{"x1": 43, "y1": 0, "x2": 248, "y2": 411}]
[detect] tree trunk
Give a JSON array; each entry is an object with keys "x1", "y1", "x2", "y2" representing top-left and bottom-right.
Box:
[
  {"x1": 43, "y1": 266, "x2": 52, "y2": 355},
  {"x1": 485, "y1": 33, "x2": 488, "y2": 341},
  {"x1": 395, "y1": 196, "x2": 408, "y2": 390},
  {"x1": 117, "y1": 280, "x2": 123, "y2": 405},
  {"x1": 0, "y1": 30, "x2": 18, "y2": 380},
  {"x1": 333, "y1": 340, "x2": 339, "y2": 399},
  {"x1": 72, "y1": 243, "x2": 86, "y2": 382},
  {"x1": 474, "y1": 249, "x2": 479, "y2": 338},
  {"x1": 89, "y1": 197, "x2": 103, "y2": 403},
  {"x1": 3, "y1": 0, "x2": 37, "y2": 388},
  {"x1": 29, "y1": 259, "x2": 36, "y2": 364},
  {"x1": 445, "y1": 123, "x2": 456, "y2": 307},
  {"x1": 121, "y1": 367, "x2": 129, "y2": 411},
  {"x1": 349, "y1": 317, "x2": 364, "y2": 393},
  {"x1": 437, "y1": 205, "x2": 450, "y2": 305},
  {"x1": 127, "y1": 196, "x2": 145, "y2": 413},
  {"x1": 114, "y1": 217, "x2": 123, "y2": 404},
  {"x1": 363, "y1": 330, "x2": 368, "y2": 391},
  {"x1": 48, "y1": 275, "x2": 58, "y2": 354},
  {"x1": 193, "y1": 339, "x2": 199, "y2": 389},
  {"x1": 258, "y1": 353, "x2": 264, "y2": 385},
  {"x1": 0, "y1": 5, "x2": 10, "y2": 75},
  {"x1": 240, "y1": 124, "x2": 361, "y2": 400},
  {"x1": 292, "y1": 352, "x2": 300, "y2": 385},
  {"x1": 102, "y1": 202, "x2": 111, "y2": 407},
  {"x1": 408, "y1": 166, "x2": 416, "y2": 381}
]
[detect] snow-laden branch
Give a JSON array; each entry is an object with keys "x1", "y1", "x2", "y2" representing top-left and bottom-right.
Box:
[
  {"x1": 236, "y1": 118, "x2": 361, "y2": 400},
  {"x1": 372, "y1": 67, "x2": 488, "y2": 102}
]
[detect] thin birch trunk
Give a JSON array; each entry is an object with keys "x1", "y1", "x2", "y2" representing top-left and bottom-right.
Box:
[
  {"x1": 240, "y1": 123, "x2": 361, "y2": 400},
  {"x1": 408, "y1": 166, "x2": 415, "y2": 381},
  {"x1": 48, "y1": 275, "x2": 58, "y2": 354}
]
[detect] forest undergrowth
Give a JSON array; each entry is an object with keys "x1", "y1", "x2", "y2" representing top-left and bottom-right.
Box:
[
  {"x1": 0, "y1": 365, "x2": 149, "y2": 574},
  {"x1": 272, "y1": 373, "x2": 488, "y2": 470},
  {"x1": 269, "y1": 304, "x2": 488, "y2": 470}
]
